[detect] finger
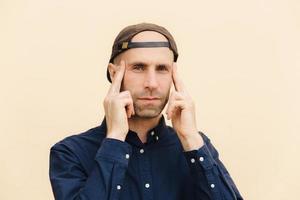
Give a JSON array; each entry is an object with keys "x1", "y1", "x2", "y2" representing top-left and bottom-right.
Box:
[
  {"x1": 119, "y1": 90, "x2": 131, "y2": 98},
  {"x1": 167, "y1": 101, "x2": 178, "y2": 119},
  {"x1": 166, "y1": 101, "x2": 174, "y2": 120},
  {"x1": 172, "y1": 62, "x2": 186, "y2": 92},
  {"x1": 122, "y1": 97, "x2": 135, "y2": 118},
  {"x1": 166, "y1": 91, "x2": 184, "y2": 114},
  {"x1": 126, "y1": 96, "x2": 135, "y2": 117},
  {"x1": 166, "y1": 91, "x2": 176, "y2": 116},
  {"x1": 119, "y1": 91, "x2": 135, "y2": 117},
  {"x1": 108, "y1": 60, "x2": 126, "y2": 94},
  {"x1": 167, "y1": 100, "x2": 185, "y2": 119}
]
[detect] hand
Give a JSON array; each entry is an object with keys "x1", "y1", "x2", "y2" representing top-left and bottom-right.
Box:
[
  {"x1": 103, "y1": 60, "x2": 135, "y2": 141},
  {"x1": 166, "y1": 63, "x2": 204, "y2": 151}
]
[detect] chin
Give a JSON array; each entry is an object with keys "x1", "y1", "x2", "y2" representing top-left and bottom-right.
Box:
[{"x1": 135, "y1": 109, "x2": 162, "y2": 119}]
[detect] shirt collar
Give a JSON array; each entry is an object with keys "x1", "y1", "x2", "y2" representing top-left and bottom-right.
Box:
[{"x1": 99, "y1": 115, "x2": 169, "y2": 147}]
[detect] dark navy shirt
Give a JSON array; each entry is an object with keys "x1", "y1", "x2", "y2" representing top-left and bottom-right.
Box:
[{"x1": 49, "y1": 115, "x2": 243, "y2": 200}]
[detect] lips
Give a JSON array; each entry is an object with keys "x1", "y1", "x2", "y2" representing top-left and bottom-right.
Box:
[{"x1": 138, "y1": 97, "x2": 160, "y2": 100}]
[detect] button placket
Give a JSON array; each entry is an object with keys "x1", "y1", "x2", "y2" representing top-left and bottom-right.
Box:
[
  {"x1": 138, "y1": 146, "x2": 154, "y2": 200},
  {"x1": 116, "y1": 185, "x2": 122, "y2": 190},
  {"x1": 150, "y1": 131, "x2": 155, "y2": 136},
  {"x1": 199, "y1": 156, "x2": 204, "y2": 162}
]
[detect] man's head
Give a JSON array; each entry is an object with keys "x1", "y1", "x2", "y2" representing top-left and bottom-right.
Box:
[{"x1": 107, "y1": 23, "x2": 178, "y2": 119}]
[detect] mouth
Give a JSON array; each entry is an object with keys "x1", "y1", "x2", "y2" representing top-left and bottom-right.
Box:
[
  {"x1": 138, "y1": 97, "x2": 160, "y2": 100},
  {"x1": 138, "y1": 97, "x2": 160, "y2": 103}
]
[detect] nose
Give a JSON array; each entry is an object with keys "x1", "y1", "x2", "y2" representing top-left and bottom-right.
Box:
[{"x1": 144, "y1": 69, "x2": 159, "y2": 90}]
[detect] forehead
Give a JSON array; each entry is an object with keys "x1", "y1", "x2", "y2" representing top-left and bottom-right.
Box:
[{"x1": 124, "y1": 47, "x2": 173, "y2": 66}]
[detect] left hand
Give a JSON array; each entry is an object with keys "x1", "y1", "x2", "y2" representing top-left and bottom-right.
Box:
[{"x1": 166, "y1": 63, "x2": 204, "y2": 151}]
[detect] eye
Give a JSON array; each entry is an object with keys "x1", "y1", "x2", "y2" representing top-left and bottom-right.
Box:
[
  {"x1": 157, "y1": 65, "x2": 168, "y2": 72},
  {"x1": 133, "y1": 64, "x2": 145, "y2": 71}
]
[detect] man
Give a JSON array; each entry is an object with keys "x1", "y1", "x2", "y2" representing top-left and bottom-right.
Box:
[{"x1": 49, "y1": 22, "x2": 243, "y2": 200}]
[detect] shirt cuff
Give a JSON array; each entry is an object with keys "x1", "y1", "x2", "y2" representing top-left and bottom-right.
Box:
[
  {"x1": 184, "y1": 143, "x2": 216, "y2": 170},
  {"x1": 96, "y1": 138, "x2": 132, "y2": 165}
]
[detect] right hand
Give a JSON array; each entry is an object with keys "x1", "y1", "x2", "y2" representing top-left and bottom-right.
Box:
[{"x1": 103, "y1": 60, "x2": 135, "y2": 141}]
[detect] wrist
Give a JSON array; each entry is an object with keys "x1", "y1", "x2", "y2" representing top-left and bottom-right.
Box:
[
  {"x1": 179, "y1": 132, "x2": 204, "y2": 151},
  {"x1": 106, "y1": 132, "x2": 126, "y2": 141}
]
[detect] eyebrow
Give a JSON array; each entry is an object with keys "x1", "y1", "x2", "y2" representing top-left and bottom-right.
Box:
[{"x1": 129, "y1": 61, "x2": 171, "y2": 68}]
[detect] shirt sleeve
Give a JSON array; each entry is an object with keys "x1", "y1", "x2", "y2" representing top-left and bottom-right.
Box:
[
  {"x1": 184, "y1": 132, "x2": 244, "y2": 200},
  {"x1": 49, "y1": 138, "x2": 131, "y2": 200}
]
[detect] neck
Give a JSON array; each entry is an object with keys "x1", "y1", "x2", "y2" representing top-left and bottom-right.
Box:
[{"x1": 128, "y1": 114, "x2": 162, "y2": 143}]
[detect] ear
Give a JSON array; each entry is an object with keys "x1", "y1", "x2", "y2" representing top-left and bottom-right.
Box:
[{"x1": 108, "y1": 63, "x2": 117, "y2": 82}]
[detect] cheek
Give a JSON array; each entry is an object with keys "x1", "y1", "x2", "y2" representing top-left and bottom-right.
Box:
[
  {"x1": 123, "y1": 70, "x2": 134, "y2": 82},
  {"x1": 158, "y1": 78, "x2": 172, "y2": 96},
  {"x1": 121, "y1": 71, "x2": 139, "y2": 92},
  {"x1": 159, "y1": 75, "x2": 172, "y2": 87},
  {"x1": 123, "y1": 71, "x2": 144, "y2": 86},
  {"x1": 123, "y1": 71, "x2": 132, "y2": 85}
]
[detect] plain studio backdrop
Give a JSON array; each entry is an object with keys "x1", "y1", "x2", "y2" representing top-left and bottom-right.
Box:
[{"x1": 1, "y1": 0, "x2": 299, "y2": 199}]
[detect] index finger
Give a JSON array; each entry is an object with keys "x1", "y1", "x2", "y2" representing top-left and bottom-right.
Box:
[
  {"x1": 172, "y1": 62, "x2": 186, "y2": 92},
  {"x1": 108, "y1": 60, "x2": 126, "y2": 94}
]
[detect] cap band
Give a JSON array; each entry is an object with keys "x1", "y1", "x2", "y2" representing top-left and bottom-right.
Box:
[{"x1": 118, "y1": 41, "x2": 170, "y2": 52}]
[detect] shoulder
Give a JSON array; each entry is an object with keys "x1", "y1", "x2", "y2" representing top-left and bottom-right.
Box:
[{"x1": 50, "y1": 125, "x2": 106, "y2": 157}]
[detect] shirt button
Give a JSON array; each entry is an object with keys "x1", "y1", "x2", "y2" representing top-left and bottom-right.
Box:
[
  {"x1": 210, "y1": 184, "x2": 215, "y2": 189},
  {"x1": 190, "y1": 158, "x2": 195, "y2": 163},
  {"x1": 140, "y1": 149, "x2": 144, "y2": 154},
  {"x1": 145, "y1": 183, "x2": 150, "y2": 188},
  {"x1": 151, "y1": 131, "x2": 155, "y2": 136},
  {"x1": 125, "y1": 154, "x2": 130, "y2": 159},
  {"x1": 117, "y1": 185, "x2": 122, "y2": 190},
  {"x1": 199, "y1": 156, "x2": 204, "y2": 162}
]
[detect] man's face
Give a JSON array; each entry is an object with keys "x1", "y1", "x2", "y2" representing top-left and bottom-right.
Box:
[{"x1": 114, "y1": 31, "x2": 174, "y2": 118}]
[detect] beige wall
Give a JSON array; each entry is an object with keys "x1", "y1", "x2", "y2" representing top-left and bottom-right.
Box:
[{"x1": 1, "y1": 0, "x2": 299, "y2": 199}]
